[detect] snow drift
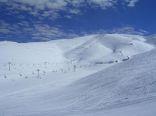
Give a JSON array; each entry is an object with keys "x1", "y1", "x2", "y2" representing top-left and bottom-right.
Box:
[
  {"x1": 0, "y1": 33, "x2": 155, "y2": 116},
  {"x1": 65, "y1": 34, "x2": 154, "y2": 64},
  {"x1": 51, "y1": 48, "x2": 156, "y2": 111}
]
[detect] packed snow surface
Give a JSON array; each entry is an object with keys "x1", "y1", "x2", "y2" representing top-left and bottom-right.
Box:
[{"x1": 0, "y1": 34, "x2": 155, "y2": 116}]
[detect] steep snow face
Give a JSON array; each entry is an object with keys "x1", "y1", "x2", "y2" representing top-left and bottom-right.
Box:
[
  {"x1": 52, "y1": 48, "x2": 156, "y2": 111},
  {"x1": 65, "y1": 34, "x2": 154, "y2": 64}
]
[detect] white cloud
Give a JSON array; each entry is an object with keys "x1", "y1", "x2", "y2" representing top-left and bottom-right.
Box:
[
  {"x1": 0, "y1": 0, "x2": 140, "y2": 19},
  {"x1": 69, "y1": 9, "x2": 81, "y2": 14},
  {"x1": 126, "y1": 0, "x2": 139, "y2": 7},
  {"x1": 88, "y1": 0, "x2": 116, "y2": 9},
  {"x1": 0, "y1": 20, "x2": 13, "y2": 34},
  {"x1": 32, "y1": 24, "x2": 66, "y2": 40},
  {"x1": 111, "y1": 26, "x2": 148, "y2": 35},
  {"x1": 1, "y1": 0, "x2": 67, "y2": 10},
  {"x1": 0, "y1": 20, "x2": 71, "y2": 40},
  {"x1": 0, "y1": 28, "x2": 11, "y2": 34},
  {"x1": 0, "y1": 19, "x2": 147, "y2": 41},
  {"x1": 0, "y1": 0, "x2": 141, "y2": 41}
]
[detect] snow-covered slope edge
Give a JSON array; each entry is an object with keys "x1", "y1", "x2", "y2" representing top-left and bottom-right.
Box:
[
  {"x1": 65, "y1": 34, "x2": 154, "y2": 64},
  {"x1": 52, "y1": 48, "x2": 156, "y2": 112},
  {"x1": 0, "y1": 34, "x2": 154, "y2": 64},
  {"x1": 0, "y1": 41, "x2": 66, "y2": 63}
]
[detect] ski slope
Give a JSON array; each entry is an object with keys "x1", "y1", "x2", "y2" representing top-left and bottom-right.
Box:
[
  {"x1": 53, "y1": 48, "x2": 156, "y2": 111},
  {"x1": 65, "y1": 34, "x2": 153, "y2": 64},
  {"x1": 0, "y1": 34, "x2": 153, "y2": 81},
  {"x1": 0, "y1": 34, "x2": 155, "y2": 116}
]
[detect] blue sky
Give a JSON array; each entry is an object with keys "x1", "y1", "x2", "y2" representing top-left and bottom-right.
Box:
[{"x1": 0, "y1": 0, "x2": 155, "y2": 42}]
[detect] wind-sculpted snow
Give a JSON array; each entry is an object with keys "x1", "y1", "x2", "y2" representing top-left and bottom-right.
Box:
[
  {"x1": 18, "y1": 48, "x2": 156, "y2": 116},
  {"x1": 57, "y1": 49, "x2": 156, "y2": 111},
  {"x1": 65, "y1": 34, "x2": 154, "y2": 64},
  {"x1": 0, "y1": 34, "x2": 155, "y2": 116}
]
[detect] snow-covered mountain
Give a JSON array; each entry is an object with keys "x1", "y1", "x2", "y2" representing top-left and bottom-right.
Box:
[
  {"x1": 146, "y1": 34, "x2": 156, "y2": 45},
  {"x1": 65, "y1": 34, "x2": 153, "y2": 64},
  {"x1": 0, "y1": 34, "x2": 156, "y2": 116},
  {"x1": 53, "y1": 48, "x2": 156, "y2": 111},
  {"x1": 0, "y1": 34, "x2": 153, "y2": 64}
]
